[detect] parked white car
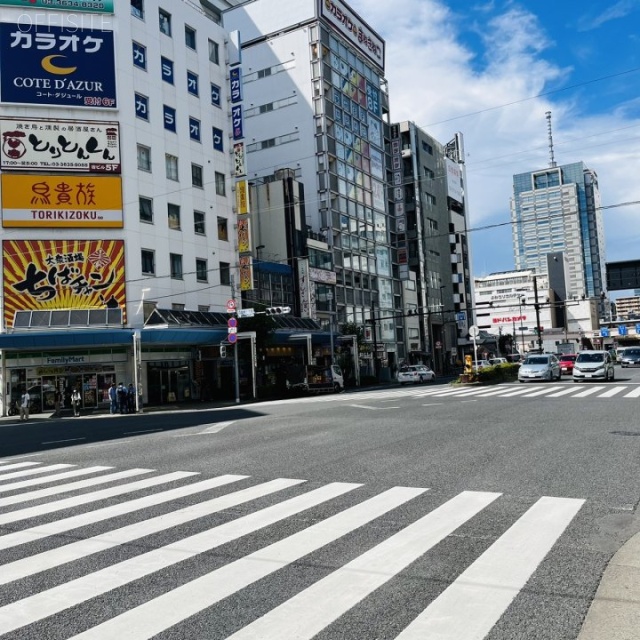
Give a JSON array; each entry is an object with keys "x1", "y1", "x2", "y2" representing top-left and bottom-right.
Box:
[
  {"x1": 397, "y1": 367, "x2": 420, "y2": 385},
  {"x1": 414, "y1": 365, "x2": 436, "y2": 382},
  {"x1": 573, "y1": 350, "x2": 615, "y2": 382},
  {"x1": 518, "y1": 354, "x2": 561, "y2": 382}
]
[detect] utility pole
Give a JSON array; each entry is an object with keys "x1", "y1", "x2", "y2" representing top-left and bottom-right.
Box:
[
  {"x1": 230, "y1": 275, "x2": 240, "y2": 404},
  {"x1": 370, "y1": 301, "x2": 378, "y2": 380},
  {"x1": 533, "y1": 276, "x2": 543, "y2": 350}
]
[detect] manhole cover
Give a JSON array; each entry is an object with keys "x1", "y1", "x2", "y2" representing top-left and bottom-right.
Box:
[{"x1": 610, "y1": 430, "x2": 640, "y2": 436}]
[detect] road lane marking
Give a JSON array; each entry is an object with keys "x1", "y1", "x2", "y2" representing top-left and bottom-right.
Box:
[
  {"x1": 0, "y1": 462, "x2": 40, "y2": 472},
  {"x1": 598, "y1": 386, "x2": 627, "y2": 397},
  {"x1": 0, "y1": 482, "x2": 365, "y2": 636},
  {"x1": 573, "y1": 385, "x2": 605, "y2": 397},
  {"x1": 0, "y1": 463, "x2": 74, "y2": 482},
  {"x1": 199, "y1": 420, "x2": 235, "y2": 434},
  {"x1": 224, "y1": 491, "x2": 501, "y2": 640},
  {"x1": 395, "y1": 496, "x2": 584, "y2": 640},
  {"x1": 547, "y1": 387, "x2": 581, "y2": 397},
  {"x1": 123, "y1": 429, "x2": 163, "y2": 435},
  {"x1": 41, "y1": 437, "x2": 86, "y2": 445},
  {"x1": 623, "y1": 386, "x2": 640, "y2": 397},
  {"x1": 65, "y1": 486, "x2": 425, "y2": 640},
  {"x1": 0, "y1": 466, "x2": 108, "y2": 494},
  {"x1": 519, "y1": 386, "x2": 563, "y2": 397}
]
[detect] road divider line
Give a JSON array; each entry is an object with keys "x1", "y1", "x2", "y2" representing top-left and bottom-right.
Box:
[{"x1": 41, "y1": 437, "x2": 86, "y2": 445}]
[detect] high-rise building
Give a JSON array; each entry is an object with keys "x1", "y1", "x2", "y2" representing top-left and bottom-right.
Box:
[
  {"x1": 225, "y1": 0, "x2": 404, "y2": 374},
  {"x1": 511, "y1": 161, "x2": 606, "y2": 301}
]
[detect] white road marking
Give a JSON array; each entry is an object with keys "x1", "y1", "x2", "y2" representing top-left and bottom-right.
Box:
[
  {"x1": 0, "y1": 464, "x2": 74, "y2": 482},
  {"x1": 623, "y1": 386, "x2": 640, "y2": 398},
  {"x1": 598, "y1": 386, "x2": 627, "y2": 398},
  {"x1": 0, "y1": 466, "x2": 109, "y2": 493},
  {"x1": 199, "y1": 420, "x2": 235, "y2": 434},
  {"x1": 573, "y1": 385, "x2": 606, "y2": 398},
  {"x1": 41, "y1": 437, "x2": 86, "y2": 445},
  {"x1": 395, "y1": 496, "x2": 584, "y2": 640}
]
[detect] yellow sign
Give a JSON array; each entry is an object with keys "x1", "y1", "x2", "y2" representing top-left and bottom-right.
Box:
[
  {"x1": 235, "y1": 179, "x2": 249, "y2": 215},
  {"x1": 239, "y1": 255, "x2": 253, "y2": 291},
  {"x1": 1, "y1": 174, "x2": 123, "y2": 228},
  {"x1": 237, "y1": 217, "x2": 251, "y2": 254}
]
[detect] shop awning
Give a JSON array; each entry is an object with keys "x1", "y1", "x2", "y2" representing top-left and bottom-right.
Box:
[
  {"x1": 140, "y1": 328, "x2": 227, "y2": 345},
  {"x1": 0, "y1": 329, "x2": 134, "y2": 351}
]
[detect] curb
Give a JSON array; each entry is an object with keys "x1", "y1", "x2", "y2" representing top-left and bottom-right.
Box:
[{"x1": 577, "y1": 531, "x2": 640, "y2": 639}]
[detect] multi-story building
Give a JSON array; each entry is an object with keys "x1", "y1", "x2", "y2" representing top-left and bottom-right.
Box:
[
  {"x1": 225, "y1": 0, "x2": 407, "y2": 375},
  {"x1": 389, "y1": 122, "x2": 472, "y2": 373},
  {"x1": 0, "y1": 0, "x2": 244, "y2": 412},
  {"x1": 511, "y1": 161, "x2": 606, "y2": 303},
  {"x1": 613, "y1": 296, "x2": 640, "y2": 320}
]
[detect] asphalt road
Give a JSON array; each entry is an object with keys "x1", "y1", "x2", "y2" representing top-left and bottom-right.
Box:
[{"x1": 1, "y1": 367, "x2": 639, "y2": 639}]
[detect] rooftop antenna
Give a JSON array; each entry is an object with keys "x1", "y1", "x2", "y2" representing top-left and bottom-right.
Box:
[{"x1": 546, "y1": 111, "x2": 556, "y2": 168}]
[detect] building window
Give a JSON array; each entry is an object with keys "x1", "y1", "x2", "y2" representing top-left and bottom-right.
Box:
[
  {"x1": 191, "y1": 163, "x2": 203, "y2": 187},
  {"x1": 137, "y1": 144, "x2": 151, "y2": 171},
  {"x1": 161, "y1": 56, "x2": 174, "y2": 84},
  {"x1": 159, "y1": 8, "x2": 171, "y2": 36},
  {"x1": 215, "y1": 172, "x2": 226, "y2": 196},
  {"x1": 259, "y1": 102, "x2": 274, "y2": 113},
  {"x1": 194, "y1": 210, "x2": 205, "y2": 235},
  {"x1": 219, "y1": 262, "x2": 230, "y2": 286},
  {"x1": 168, "y1": 203, "x2": 181, "y2": 230},
  {"x1": 135, "y1": 93, "x2": 149, "y2": 120},
  {"x1": 197, "y1": 305, "x2": 209, "y2": 312},
  {"x1": 165, "y1": 154, "x2": 178, "y2": 181},
  {"x1": 257, "y1": 67, "x2": 272, "y2": 79},
  {"x1": 217, "y1": 217, "x2": 228, "y2": 241},
  {"x1": 170, "y1": 253, "x2": 183, "y2": 279},
  {"x1": 208, "y1": 39, "x2": 219, "y2": 64},
  {"x1": 171, "y1": 303, "x2": 185, "y2": 311},
  {"x1": 261, "y1": 138, "x2": 276, "y2": 149},
  {"x1": 185, "y1": 25, "x2": 196, "y2": 49},
  {"x1": 196, "y1": 258, "x2": 208, "y2": 282},
  {"x1": 187, "y1": 70, "x2": 199, "y2": 96},
  {"x1": 131, "y1": 0, "x2": 143, "y2": 19},
  {"x1": 421, "y1": 141, "x2": 433, "y2": 155},
  {"x1": 132, "y1": 41, "x2": 146, "y2": 69},
  {"x1": 139, "y1": 196, "x2": 153, "y2": 223},
  {"x1": 141, "y1": 249, "x2": 155, "y2": 275}
]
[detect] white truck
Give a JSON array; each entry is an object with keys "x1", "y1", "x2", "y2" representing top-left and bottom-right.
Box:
[{"x1": 286, "y1": 364, "x2": 344, "y2": 394}]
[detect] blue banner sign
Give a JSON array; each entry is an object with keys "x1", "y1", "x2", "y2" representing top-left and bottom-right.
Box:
[
  {"x1": 0, "y1": 23, "x2": 116, "y2": 109},
  {"x1": 231, "y1": 105, "x2": 243, "y2": 140},
  {"x1": 229, "y1": 67, "x2": 242, "y2": 103}
]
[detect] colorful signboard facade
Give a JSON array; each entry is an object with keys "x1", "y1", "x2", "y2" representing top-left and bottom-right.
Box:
[
  {"x1": 0, "y1": 0, "x2": 114, "y2": 12},
  {"x1": 1, "y1": 119, "x2": 120, "y2": 172},
  {"x1": 1, "y1": 174, "x2": 123, "y2": 228},
  {"x1": 3, "y1": 239, "x2": 125, "y2": 327},
  {"x1": 0, "y1": 23, "x2": 117, "y2": 109}
]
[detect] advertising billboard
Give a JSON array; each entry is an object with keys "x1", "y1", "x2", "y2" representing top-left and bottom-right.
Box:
[
  {"x1": 0, "y1": 23, "x2": 116, "y2": 109},
  {"x1": 0, "y1": 0, "x2": 114, "y2": 12},
  {"x1": 1, "y1": 119, "x2": 120, "y2": 172},
  {"x1": 3, "y1": 239, "x2": 125, "y2": 327},
  {"x1": 1, "y1": 174, "x2": 123, "y2": 228},
  {"x1": 445, "y1": 157, "x2": 464, "y2": 204}
]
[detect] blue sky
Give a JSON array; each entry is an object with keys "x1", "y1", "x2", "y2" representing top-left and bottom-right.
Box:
[{"x1": 349, "y1": 0, "x2": 640, "y2": 293}]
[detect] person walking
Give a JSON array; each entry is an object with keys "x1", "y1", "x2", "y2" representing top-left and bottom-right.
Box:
[
  {"x1": 117, "y1": 382, "x2": 127, "y2": 414},
  {"x1": 53, "y1": 388, "x2": 62, "y2": 417},
  {"x1": 127, "y1": 383, "x2": 136, "y2": 414},
  {"x1": 108, "y1": 382, "x2": 118, "y2": 414},
  {"x1": 19, "y1": 387, "x2": 30, "y2": 421},
  {"x1": 71, "y1": 388, "x2": 81, "y2": 417}
]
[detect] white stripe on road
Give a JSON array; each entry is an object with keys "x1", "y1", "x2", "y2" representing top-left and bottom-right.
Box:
[
  {"x1": 0, "y1": 471, "x2": 197, "y2": 527},
  {"x1": 67, "y1": 486, "x2": 426, "y2": 640},
  {"x1": 519, "y1": 386, "x2": 563, "y2": 397},
  {"x1": 199, "y1": 421, "x2": 235, "y2": 434},
  {"x1": 0, "y1": 462, "x2": 40, "y2": 473},
  {"x1": 598, "y1": 386, "x2": 627, "y2": 398},
  {"x1": 623, "y1": 386, "x2": 640, "y2": 398},
  {"x1": 0, "y1": 466, "x2": 112, "y2": 494},
  {"x1": 0, "y1": 474, "x2": 244, "y2": 552},
  {"x1": 225, "y1": 491, "x2": 501, "y2": 640},
  {"x1": 0, "y1": 468, "x2": 147, "y2": 508},
  {"x1": 547, "y1": 387, "x2": 582, "y2": 397},
  {"x1": 495, "y1": 387, "x2": 544, "y2": 398},
  {"x1": 0, "y1": 478, "x2": 304, "y2": 586},
  {"x1": 0, "y1": 481, "x2": 364, "y2": 636},
  {"x1": 0, "y1": 463, "x2": 74, "y2": 482},
  {"x1": 395, "y1": 496, "x2": 584, "y2": 640},
  {"x1": 572, "y1": 385, "x2": 606, "y2": 398}
]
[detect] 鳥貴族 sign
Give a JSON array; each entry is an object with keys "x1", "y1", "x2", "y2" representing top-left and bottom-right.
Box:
[
  {"x1": 1, "y1": 119, "x2": 120, "y2": 172},
  {"x1": 0, "y1": 0, "x2": 114, "y2": 12},
  {"x1": 1, "y1": 174, "x2": 123, "y2": 228},
  {"x1": 0, "y1": 23, "x2": 116, "y2": 109},
  {"x1": 3, "y1": 239, "x2": 125, "y2": 328}
]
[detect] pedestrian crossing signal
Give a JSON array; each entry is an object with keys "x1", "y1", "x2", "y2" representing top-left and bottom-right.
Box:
[{"x1": 220, "y1": 345, "x2": 226, "y2": 358}]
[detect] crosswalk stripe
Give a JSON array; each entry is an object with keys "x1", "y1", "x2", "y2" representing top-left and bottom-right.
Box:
[
  {"x1": 0, "y1": 477, "x2": 304, "y2": 586},
  {"x1": 0, "y1": 461, "x2": 40, "y2": 473},
  {"x1": 598, "y1": 385, "x2": 627, "y2": 397},
  {"x1": 394, "y1": 496, "x2": 584, "y2": 640},
  {"x1": 66, "y1": 486, "x2": 427, "y2": 640},
  {"x1": 0, "y1": 474, "x2": 247, "y2": 552},
  {"x1": 224, "y1": 491, "x2": 501, "y2": 640},
  {"x1": 0, "y1": 481, "x2": 364, "y2": 635},
  {"x1": 519, "y1": 386, "x2": 563, "y2": 397},
  {"x1": 572, "y1": 385, "x2": 606, "y2": 398},
  {"x1": 623, "y1": 386, "x2": 640, "y2": 397},
  {"x1": 0, "y1": 463, "x2": 74, "y2": 482},
  {"x1": 547, "y1": 387, "x2": 581, "y2": 397},
  {"x1": 0, "y1": 467, "x2": 148, "y2": 508},
  {"x1": 498, "y1": 387, "x2": 547, "y2": 397},
  {"x1": 0, "y1": 466, "x2": 113, "y2": 494},
  {"x1": 0, "y1": 470, "x2": 198, "y2": 527}
]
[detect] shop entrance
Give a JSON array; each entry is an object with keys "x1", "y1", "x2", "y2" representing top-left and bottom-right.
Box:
[{"x1": 147, "y1": 362, "x2": 191, "y2": 405}]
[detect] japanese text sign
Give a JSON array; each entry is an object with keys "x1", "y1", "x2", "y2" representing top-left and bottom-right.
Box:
[
  {"x1": 229, "y1": 67, "x2": 242, "y2": 103},
  {"x1": 0, "y1": 23, "x2": 117, "y2": 109},
  {"x1": 235, "y1": 180, "x2": 249, "y2": 215},
  {"x1": 1, "y1": 174, "x2": 123, "y2": 228},
  {"x1": 1, "y1": 118, "x2": 120, "y2": 172},
  {"x1": 0, "y1": 0, "x2": 114, "y2": 12},
  {"x1": 3, "y1": 239, "x2": 125, "y2": 327},
  {"x1": 239, "y1": 255, "x2": 253, "y2": 291}
]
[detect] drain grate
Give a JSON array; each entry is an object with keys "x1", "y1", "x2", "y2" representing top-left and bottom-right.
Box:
[{"x1": 610, "y1": 430, "x2": 640, "y2": 436}]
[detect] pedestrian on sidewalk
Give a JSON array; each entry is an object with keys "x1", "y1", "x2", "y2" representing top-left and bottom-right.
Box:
[
  {"x1": 19, "y1": 387, "x2": 30, "y2": 421},
  {"x1": 127, "y1": 383, "x2": 136, "y2": 414},
  {"x1": 71, "y1": 388, "x2": 81, "y2": 417},
  {"x1": 108, "y1": 382, "x2": 118, "y2": 414},
  {"x1": 117, "y1": 382, "x2": 128, "y2": 414},
  {"x1": 53, "y1": 389, "x2": 62, "y2": 417}
]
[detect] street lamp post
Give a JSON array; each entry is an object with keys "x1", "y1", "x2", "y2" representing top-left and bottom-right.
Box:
[
  {"x1": 327, "y1": 291, "x2": 335, "y2": 367},
  {"x1": 519, "y1": 296, "x2": 526, "y2": 353},
  {"x1": 439, "y1": 285, "x2": 446, "y2": 375}
]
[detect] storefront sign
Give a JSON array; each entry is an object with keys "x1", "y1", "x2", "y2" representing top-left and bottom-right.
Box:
[
  {"x1": 1, "y1": 118, "x2": 120, "y2": 172},
  {"x1": 233, "y1": 142, "x2": 246, "y2": 177},
  {"x1": 239, "y1": 255, "x2": 253, "y2": 291},
  {"x1": 1, "y1": 174, "x2": 123, "y2": 228},
  {"x1": 229, "y1": 67, "x2": 242, "y2": 103},
  {"x1": 235, "y1": 180, "x2": 249, "y2": 215},
  {"x1": 0, "y1": 23, "x2": 116, "y2": 109},
  {"x1": 0, "y1": 0, "x2": 114, "y2": 12},
  {"x1": 237, "y1": 217, "x2": 251, "y2": 254},
  {"x1": 3, "y1": 239, "x2": 126, "y2": 327}
]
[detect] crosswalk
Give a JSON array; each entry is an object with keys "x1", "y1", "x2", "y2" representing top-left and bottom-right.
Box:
[
  {"x1": 0, "y1": 459, "x2": 584, "y2": 639},
  {"x1": 261, "y1": 382, "x2": 640, "y2": 406}
]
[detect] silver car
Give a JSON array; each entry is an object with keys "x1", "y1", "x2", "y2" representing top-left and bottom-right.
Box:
[
  {"x1": 573, "y1": 350, "x2": 615, "y2": 382},
  {"x1": 620, "y1": 348, "x2": 640, "y2": 368},
  {"x1": 518, "y1": 354, "x2": 561, "y2": 382}
]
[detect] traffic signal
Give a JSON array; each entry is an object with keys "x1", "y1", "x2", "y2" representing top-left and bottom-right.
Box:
[
  {"x1": 220, "y1": 345, "x2": 226, "y2": 358},
  {"x1": 407, "y1": 309, "x2": 420, "y2": 316},
  {"x1": 265, "y1": 306, "x2": 291, "y2": 315}
]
